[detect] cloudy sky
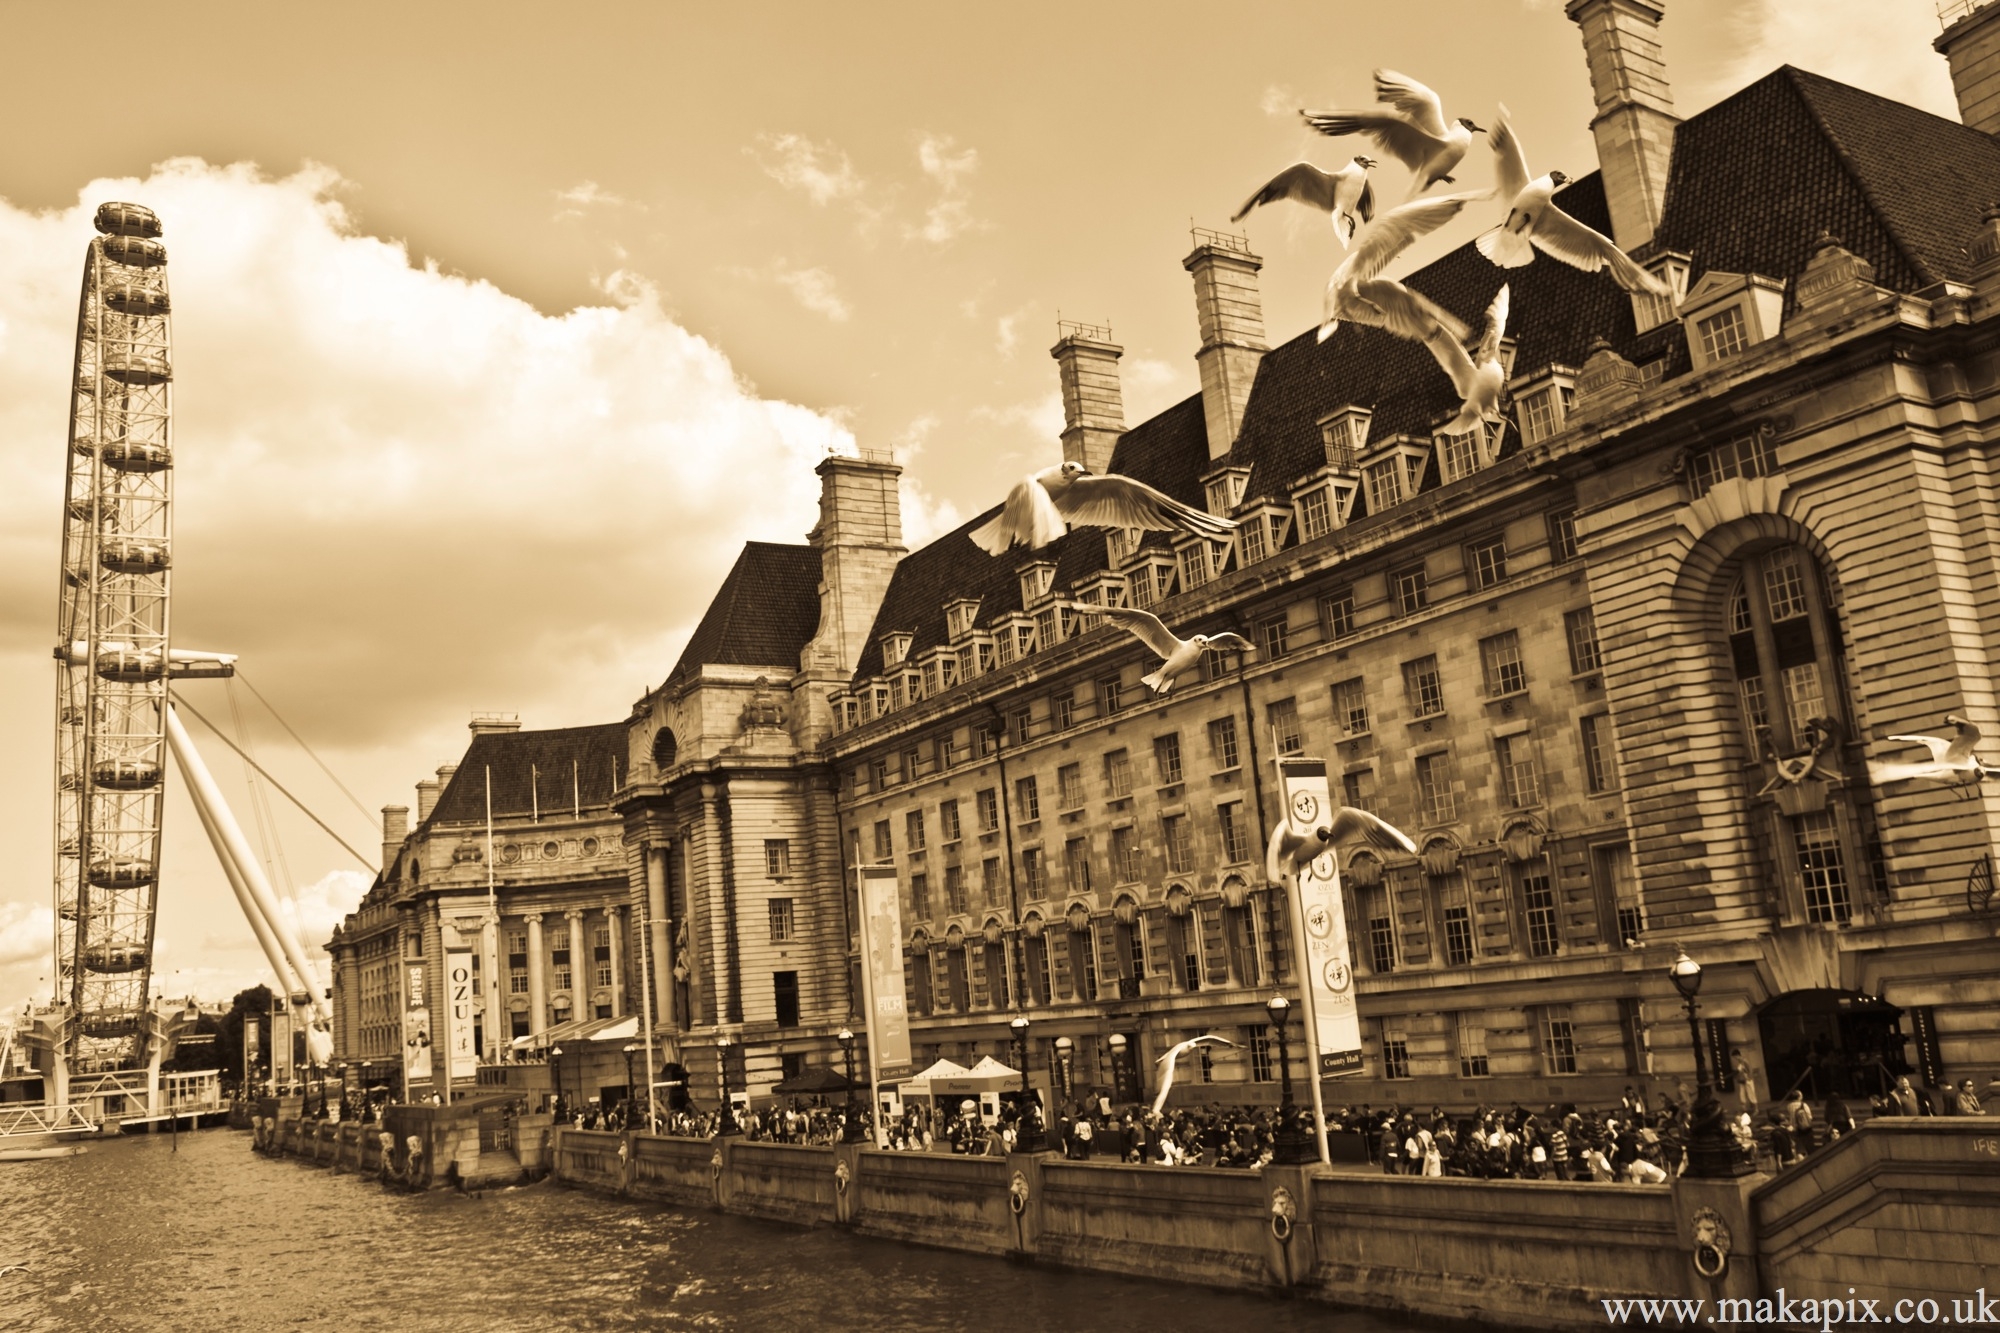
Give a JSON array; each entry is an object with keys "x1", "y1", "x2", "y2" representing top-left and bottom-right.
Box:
[{"x1": 0, "y1": 1, "x2": 1959, "y2": 1015}]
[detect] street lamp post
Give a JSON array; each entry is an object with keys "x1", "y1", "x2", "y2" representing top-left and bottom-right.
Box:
[
  {"x1": 1266, "y1": 995, "x2": 1315, "y2": 1165},
  {"x1": 1009, "y1": 1015, "x2": 1043, "y2": 1152},
  {"x1": 1054, "y1": 1036, "x2": 1074, "y2": 1110},
  {"x1": 837, "y1": 1028, "x2": 867, "y2": 1143},
  {"x1": 336, "y1": 1063, "x2": 349, "y2": 1122},
  {"x1": 1669, "y1": 948, "x2": 1752, "y2": 1178},
  {"x1": 716, "y1": 1034, "x2": 739, "y2": 1136},
  {"x1": 622, "y1": 1043, "x2": 639, "y2": 1124},
  {"x1": 550, "y1": 1045, "x2": 565, "y2": 1121}
]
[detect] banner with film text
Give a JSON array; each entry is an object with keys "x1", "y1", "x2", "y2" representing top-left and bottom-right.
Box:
[
  {"x1": 858, "y1": 864, "x2": 913, "y2": 1081},
  {"x1": 1277, "y1": 758, "x2": 1364, "y2": 1076}
]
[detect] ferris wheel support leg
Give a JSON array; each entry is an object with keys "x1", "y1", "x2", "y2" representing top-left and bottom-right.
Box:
[{"x1": 166, "y1": 705, "x2": 322, "y2": 1014}]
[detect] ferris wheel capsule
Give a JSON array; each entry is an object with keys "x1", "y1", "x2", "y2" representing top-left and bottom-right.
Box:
[
  {"x1": 101, "y1": 440, "x2": 172, "y2": 472},
  {"x1": 94, "y1": 648, "x2": 166, "y2": 682},
  {"x1": 99, "y1": 234, "x2": 166, "y2": 268},
  {"x1": 83, "y1": 944, "x2": 150, "y2": 973},
  {"x1": 94, "y1": 202, "x2": 162, "y2": 238},
  {"x1": 88, "y1": 858, "x2": 156, "y2": 889},
  {"x1": 103, "y1": 281, "x2": 170, "y2": 317},
  {"x1": 91, "y1": 759, "x2": 162, "y2": 790},
  {"x1": 99, "y1": 537, "x2": 171, "y2": 576},
  {"x1": 102, "y1": 350, "x2": 172, "y2": 386}
]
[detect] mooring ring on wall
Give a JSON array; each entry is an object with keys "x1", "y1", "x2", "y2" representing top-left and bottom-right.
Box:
[
  {"x1": 1690, "y1": 1206, "x2": 1732, "y2": 1278},
  {"x1": 835, "y1": 1158, "x2": 852, "y2": 1195},
  {"x1": 1008, "y1": 1171, "x2": 1029, "y2": 1216},
  {"x1": 1269, "y1": 1186, "x2": 1297, "y2": 1244}
]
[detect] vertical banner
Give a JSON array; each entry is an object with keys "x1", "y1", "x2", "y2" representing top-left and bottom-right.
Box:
[
  {"x1": 272, "y1": 1006, "x2": 293, "y2": 1087},
  {"x1": 857, "y1": 865, "x2": 913, "y2": 1080},
  {"x1": 1276, "y1": 758, "x2": 1365, "y2": 1076},
  {"x1": 445, "y1": 948, "x2": 478, "y2": 1082},
  {"x1": 244, "y1": 1016, "x2": 261, "y2": 1088},
  {"x1": 404, "y1": 961, "x2": 433, "y2": 1084}
]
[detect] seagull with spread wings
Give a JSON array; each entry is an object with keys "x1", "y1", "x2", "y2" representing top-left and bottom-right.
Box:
[
  {"x1": 1320, "y1": 190, "x2": 1484, "y2": 345},
  {"x1": 970, "y1": 462, "x2": 1237, "y2": 556},
  {"x1": 1266, "y1": 810, "x2": 1418, "y2": 885},
  {"x1": 1231, "y1": 156, "x2": 1378, "y2": 247},
  {"x1": 1302, "y1": 70, "x2": 1484, "y2": 199},
  {"x1": 1871, "y1": 715, "x2": 2000, "y2": 789},
  {"x1": 1054, "y1": 601, "x2": 1253, "y2": 694},
  {"x1": 1425, "y1": 284, "x2": 1511, "y2": 452},
  {"x1": 1153, "y1": 1034, "x2": 1240, "y2": 1116},
  {"x1": 1475, "y1": 104, "x2": 1671, "y2": 296}
]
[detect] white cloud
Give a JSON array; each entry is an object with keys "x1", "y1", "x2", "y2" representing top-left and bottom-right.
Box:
[
  {"x1": 1261, "y1": 84, "x2": 1300, "y2": 118},
  {"x1": 972, "y1": 390, "x2": 1065, "y2": 444},
  {"x1": 996, "y1": 311, "x2": 1022, "y2": 357},
  {"x1": 1691, "y1": 0, "x2": 1956, "y2": 119},
  {"x1": 552, "y1": 179, "x2": 641, "y2": 222},
  {"x1": 751, "y1": 132, "x2": 866, "y2": 206},
  {"x1": 1122, "y1": 355, "x2": 1195, "y2": 426},
  {"x1": 0, "y1": 158, "x2": 958, "y2": 1007},
  {"x1": 773, "y1": 263, "x2": 853, "y2": 321},
  {"x1": 910, "y1": 134, "x2": 983, "y2": 244}
]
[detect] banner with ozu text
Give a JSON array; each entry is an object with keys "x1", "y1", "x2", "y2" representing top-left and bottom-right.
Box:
[
  {"x1": 1277, "y1": 757, "x2": 1365, "y2": 1076},
  {"x1": 859, "y1": 864, "x2": 913, "y2": 1081},
  {"x1": 445, "y1": 948, "x2": 478, "y2": 1081}
]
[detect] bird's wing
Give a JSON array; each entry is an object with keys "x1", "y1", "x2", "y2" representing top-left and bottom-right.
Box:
[
  {"x1": 1424, "y1": 325, "x2": 1479, "y2": 397},
  {"x1": 1489, "y1": 103, "x2": 1532, "y2": 204},
  {"x1": 1300, "y1": 109, "x2": 1438, "y2": 175},
  {"x1": 1204, "y1": 632, "x2": 1256, "y2": 653},
  {"x1": 1230, "y1": 162, "x2": 1340, "y2": 222},
  {"x1": 968, "y1": 478, "x2": 1048, "y2": 556},
  {"x1": 1356, "y1": 175, "x2": 1376, "y2": 226},
  {"x1": 1889, "y1": 734, "x2": 1954, "y2": 764},
  {"x1": 1055, "y1": 472, "x2": 1238, "y2": 539},
  {"x1": 1946, "y1": 715, "x2": 1983, "y2": 765},
  {"x1": 1528, "y1": 207, "x2": 1671, "y2": 295},
  {"x1": 1374, "y1": 69, "x2": 1449, "y2": 140},
  {"x1": 1267, "y1": 822, "x2": 1306, "y2": 884},
  {"x1": 1328, "y1": 805, "x2": 1419, "y2": 853},
  {"x1": 1352, "y1": 277, "x2": 1472, "y2": 344},
  {"x1": 1058, "y1": 601, "x2": 1184, "y2": 658},
  {"x1": 1478, "y1": 285, "x2": 1510, "y2": 363},
  {"x1": 1346, "y1": 191, "x2": 1488, "y2": 284},
  {"x1": 1191, "y1": 1034, "x2": 1241, "y2": 1049},
  {"x1": 1869, "y1": 760, "x2": 1949, "y2": 786}
]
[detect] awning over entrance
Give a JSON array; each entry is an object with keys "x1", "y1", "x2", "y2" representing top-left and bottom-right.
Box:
[{"x1": 509, "y1": 1014, "x2": 638, "y2": 1052}]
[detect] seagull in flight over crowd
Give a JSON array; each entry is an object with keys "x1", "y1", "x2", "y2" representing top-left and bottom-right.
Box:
[
  {"x1": 1054, "y1": 602, "x2": 1253, "y2": 694},
  {"x1": 1153, "y1": 1035, "x2": 1239, "y2": 1116},
  {"x1": 1302, "y1": 70, "x2": 1484, "y2": 200},
  {"x1": 1231, "y1": 156, "x2": 1378, "y2": 247},
  {"x1": 1872, "y1": 715, "x2": 2000, "y2": 790},
  {"x1": 1475, "y1": 104, "x2": 1671, "y2": 296},
  {"x1": 1266, "y1": 809, "x2": 1418, "y2": 885},
  {"x1": 969, "y1": 462, "x2": 1237, "y2": 555},
  {"x1": 1426, "y1": 284, "x2": 1511, "y2": 451},
  {"x1": 1319, "y1": 191, "x2": 1484, "y2": 345}
]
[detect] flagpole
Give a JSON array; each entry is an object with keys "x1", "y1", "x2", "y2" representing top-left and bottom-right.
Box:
[
  {"x1": 637, "y1": 901, "x2": 659, "y2": 1130},
  {"x1": 1272, "y1": 740, "x2": 1332, "y2": 1166}
]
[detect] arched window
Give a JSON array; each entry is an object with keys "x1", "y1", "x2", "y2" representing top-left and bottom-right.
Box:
[{"x1": 1725, "y1": 546, "x2": 1839, "y2": 752}]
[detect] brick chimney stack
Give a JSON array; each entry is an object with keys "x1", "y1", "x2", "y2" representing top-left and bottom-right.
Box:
[
  {"x1": 803, "y1": 451, "x2": 906, "y2": 674},
  {"x1": 1936, "y1": 1, "x2": 2000, "y2": 135},
  {"x1": 381, "y1": 805, "x2": 409, "y2": 870},
  {"x1": 1566, "y1": 0, "x2": 1679, "y2": 251},
  {"x1": 1050, "y1": 321, "x2": 1125, "y2": 474},
  {"x1": 1183, "y1": 228, "x2": 1268, "y2": 461}
]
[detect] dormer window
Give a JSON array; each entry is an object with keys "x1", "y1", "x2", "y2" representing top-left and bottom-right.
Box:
[
  {"x1": 1298, "y1": 487, "x2": 1334, "y2": 541},
  {"x1": 1126, "y1": 554, "x2": 1177, "y2": 610},
  {"x1": 944, "y1": 598, "x2": 981, "y2": 640},
  {"x1": 1679, "y1": 271, "x2": 1784, "y2": 373},
  {"x1": 1317, "y1": 406, "x2": 1372, "y2": 470},
  {"x1": 1238, "y1": 514, "x2": 1268, "y2": 565},
  {"x1": 1201, "y1": 465, "x2": 1251, "y2": 516},
  {"x1": 1510, "y1": 368, "x2": 1577, "y2": 446},
  {"x1": 881, "y1": 632, "x2": 913, "y2": 668},
  {"x1": 1630, "y1": 251, "x2": 1691, "y2": 333},
  {"x1": 869, "y1": 683, "x2": 891, "y2": 719},
  {"x1": 1179, "y1": 540, "x2": 1213, "y2": 591},
  {"x1": 1359, "y1": 437, "x2": 1430, "y2": 514},
  {"x1": 1106, "y1": 528, "x2": 1142, "y2": 565},
  {"x1": 1018, "y1": 562, "x2": 1056, "y2": 607},
  {"x1": 1435, "y1": 425, "x2": 1486, "y2": 485}
]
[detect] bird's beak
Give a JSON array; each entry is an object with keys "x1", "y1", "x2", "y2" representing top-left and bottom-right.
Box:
[{"x1": 1468, "y1": 122, "x2": 1486, "y2": 134}]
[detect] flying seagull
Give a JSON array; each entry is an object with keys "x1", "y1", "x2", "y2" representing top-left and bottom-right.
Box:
[
  {"x1": 1231, "y1": 157, "x2": 1378, "y2": 247},
  {"x1": 1266, "y1": 810, "x2": 1418, "y2": 885},
  {"x1": 969, "y1": 462, "x2": 1237, "y2": 555},
  {"x1": 1153, "y1": 1034, "x2": 1240, "y2": 1116},
  {"x1": 1054, "y1": 601, "x2": 1254, "y2": 694},
  {"x1": 1302, "y1": 70, "x2": 1484, "y2": 199},
  {"x1": 1319, "y1": 190, "x2": 1484, "y2": 345},
  {"x1": 1425, "y1": 284, "x2": 1511, "y2": 451},
  {"x1": 1871, "y1": 715, "x2": 2000, "y2": 789},
  {"x1": 1475, "y1": 104, "x2": 1671, "y2": 296}
]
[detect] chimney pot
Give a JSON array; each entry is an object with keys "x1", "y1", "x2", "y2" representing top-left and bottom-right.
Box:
[
  {"x1": 1182, "y1": 228, "x2": 1268, "y2": 461},
  {"x1": 802, "y1": 452, "x2": 907, "y2": 676},
  {"x1": 1566, "y1": 0, "x2": 1679, "y2": 250},
  {"x1": 469, "y1": 712, "x2": 520, "y2": 735},
  {"x1": 415, "y1": 778, "x2": 441, "y2": 822},
  {"x1": 381, "y1": 804, "x2": 410, "y2": 872},
  {"x1": 1937, "y1": 3, "x2": 2000, "y2": 136},
  {"x1": 1050, "y1": 321, "x2": 1125, "y2": 474}
]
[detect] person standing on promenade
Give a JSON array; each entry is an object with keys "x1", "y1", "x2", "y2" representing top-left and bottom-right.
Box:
[
  {"x1": 1957, "y1": 1078, "x2": 1986, "y2": 1115},
  {"x1": 1731, "y1": 1050, "x2": 1757, "y2": 1113}
]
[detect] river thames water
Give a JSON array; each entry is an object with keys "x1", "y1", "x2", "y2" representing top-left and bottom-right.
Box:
[{"x1": 0, "y1": 1129, "x2": 1442, "y2": 1333}]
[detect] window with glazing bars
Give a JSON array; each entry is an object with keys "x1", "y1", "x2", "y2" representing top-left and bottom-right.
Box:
[
  {"x1": 1112, "y1": 825, "x2": 1141, "y2": 882},
  {"x1": 1260, "y1": 616, "x2": 1290, "y2": 660},
  {"x1": 1163, "y1": 814, "x2": 1194, "y2": 873},
  {"x1": 1367, "y1": 888, "x2": 1395, "y2": 973},
  {"x1": 905, "y1": 809, "x2": 926, "y2": 853},
  {"x1": 944, "y1": 864, "x2": 967, "y2": 914},
  {"x1": 1417, "y1": 752, "x2": 1456, "y2": 823},
  {"x1": 1565, "y1": 608, "x2": 1602, "y2": 674},
  {"x1": 1208, "y1": 716, "x2": 1240, "y2": 769},
  {"x1": 1239, "y1": 517, "x2": 1268, "y2": 565},
  {"x1": 1794, "y1": 809, "x2": 1853, "y2": 924},
  {"x1": 1497, "y1": 733, "x2": 1541, "y2": 808},
  {"x1": 1020, "y1": 848, "x2": 1046, "y2": 898},
  {"x1": 765, "y1": 839, "x2": 790, "y2": 877},
  {"x1": 1154, "y1": 733, "x2": 1183, "y2": 785},
  {"x1": 1519, "y1": 860, "x2": 1558, "y2": 956},
  {"x1": 1393, "y1": 564, "x2": 1429, "y2": 615},
  {"x1": 1457, "y1": 1013, "x2": 1490, "y2": 1077},
  {"x1": 982, "y1": 857, "x2": 1001, "y2": 907},
  {"x1": 1058, "y1": 763, "x2": 1085, "y2": 810},
  {"x1": 1697, "y1": 304, "x2": 1747, "y2": 362},
  {"x1": 1053, "y1": 690, "x2": 1075, "y2": 730},
  {"x1": 1298, "y1": 487, "x2": 1332, "y2": 541},
  {"x1": 976, "y1": 787, "x2": 999, "y2": 831},
  {"x1": 1064, "y1": 837, "x2": 1091, "y2": 892},
  {"x1": 1099, "y1": 675, "x2": 1124, "y2": 716},
  {"x1": 1343, "y1": 768, "x2": 1377, "y2": 814},
  {"x1": 1687, "y1": 427, "x2": 1779, "y2": 497},
  {"x1": 1548, "y1": 509, "x2": 1579, "y2": 562},
  {"x1": 1582, "y1": 714, "x2": 1617, "y2": 793},
  {"x1": 939, "y1": 798, "x2": 961, "y2": 842},
  {"x1": 1381, "y1": 1026, "x2": 1411, "y2": 1079},
  {"x1": 1481, "y1": 630, "x2": 1527, "y2": 696},
  {"x1": 1015, "y1": 776, "x2": 1040, "y2": 822},
  {"x1": 873, "y1": 819, "x2": 893, "y2": 861},
  {"x1": 1218, "y1": 801, "x2": 1250, "y2": 863},
  {"x1": 1332, "y1": 678, "x2": 1369, "y2": 735},
  {"x1": 1403, "y1": 656, "x2": 1444, "y2": 717},
  {"x1": 1467, "y1": 537, "x2": 1508, "y2": 590},
  {"x1": 1267, "y1": 697, "x2": 1303, "y2": 756},
  {"x1": 1540, "y1": 1005, "x2": 1578, "y2": 1074},
  {"x1": 768, "y1": 898, "x2": 795, "y2": 942},
  {"x1": 910, "y1": 873, "x2": 930, "y2": 919},
  {"x1": 1010, "y1": 706, "x2": 1033, "y2": 746},
  {"x1": 1320, "y1": 588, "x2": 1356, "y2": 639},
  {"x1": 1103, "y1": 748, "x2": 1132, "y2": 798}
]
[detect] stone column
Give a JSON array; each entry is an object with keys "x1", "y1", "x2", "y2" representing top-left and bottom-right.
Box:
[
  {"x1": 566, "y1": 908, "x2": 588, "y2": 1018},
  {"x1": 526, "y1": 912, "x2": 547, "y2": 1036},
  {"x1": 607, "y1": 906, "x2": 625, "y2": 1018},
  {"x1": 645, "y1": 844, "x2": 674, "y2": 1028}
]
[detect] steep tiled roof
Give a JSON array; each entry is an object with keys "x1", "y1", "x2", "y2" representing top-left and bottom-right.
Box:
[
  {"x1": 430, "y1": 723, "x2": 626, "y2": 824},
  {"x1": 853, "y1": 65, "x2": 2000, "y2": 674},
  {"x1": 666, "y1": 541, "x2": 823, "y2": 686}
]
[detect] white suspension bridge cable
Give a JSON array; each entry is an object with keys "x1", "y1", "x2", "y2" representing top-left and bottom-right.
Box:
[
  {"x1": 225, "y1": 676, "x2": 297, "y2": 921},
  {"x1": 167, "y1": 691, "x2": 378, "y2": 873},
  {"x1": 233, "y1": 669, "x2": 376, "y2": 825}
]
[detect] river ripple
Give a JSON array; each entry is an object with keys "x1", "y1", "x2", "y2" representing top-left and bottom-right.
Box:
[{"x1": 0, "y1": 1130, "x2": 1440, "y2": 1332}]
